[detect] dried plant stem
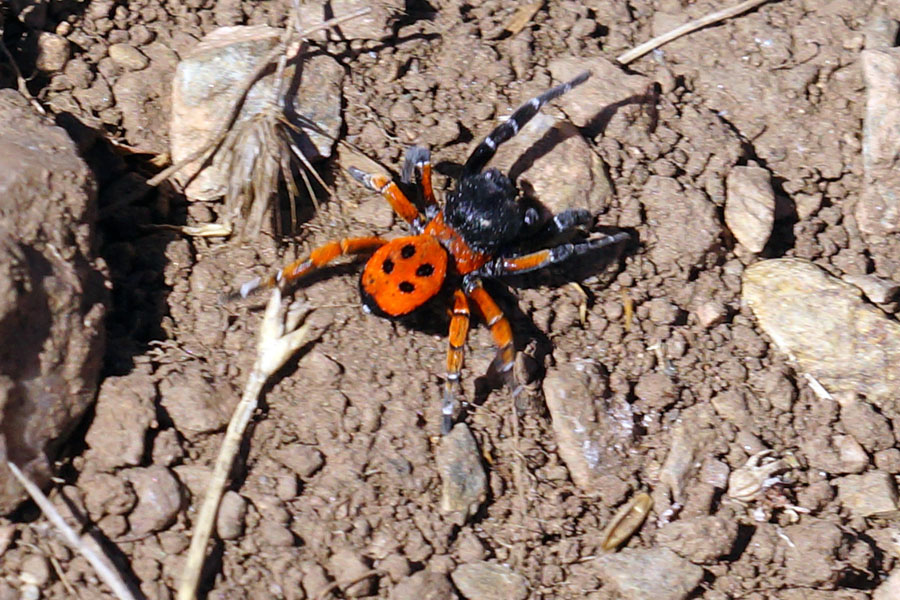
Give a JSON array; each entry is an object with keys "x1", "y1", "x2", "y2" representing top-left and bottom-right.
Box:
[
  {"x1": 616, "y1": 0, "x2": 773, "y2": 64},
  {"x1": 177, "y1": 289, "x2": 312, "y2": 600},
  {"x1": 0, "y1": 40, "x2": 46, "y2": 115},
  {"x1": 146, "y1": 7, "x2": 370, "y2": 188},
  {"x1": 6, "y1": 461, "x2": 138, "y2": 600}
]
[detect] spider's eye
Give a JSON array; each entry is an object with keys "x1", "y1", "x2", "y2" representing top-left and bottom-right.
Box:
[
  {"x1": 382, "y1": 258, "x2": 395, "y2": 273},
  {"x1": 401, "y1": 244, "x2": 416, "y2": 259},
  {"x1": 399, "y1": 281, "x2": 415, "y2": 293},
  {"x1": 416, "y1": 263, "x2": 435, "y2": 277}
]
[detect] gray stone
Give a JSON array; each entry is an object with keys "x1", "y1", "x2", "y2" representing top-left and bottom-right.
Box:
[
  {"x1": 124, "y1": 466, "x2": 183, "y2": 535},
  {"x1": 858, "y1": 48, "x2": 900, "y2": 238},
  {"x1": 391, "y1": 571, "x2": 456, "y2": 600},
  {"x1": 742, "y1": 259, "x2": 900, "y2": 410},
  {"x1": 437, "y1": 424, "x2": 487, "y2": 522},
  {"x1": 874, "y1": 569, "x2": 900, "y2": 600},
  {"x1": 108, "y1": 43, "x2": 149, "y2": 70},
  {"x1": 543, "y1": 363, "x2": 630, "y2": 491},
  {"x1": 836, "y1": 471, "x2": 899, "y2": 517},
  {"x1": 328, "y1": 548, "x2": 376, "y2": 597},
  {"x1": 593, "y1": 548, "x2": 703, "y2": 600},
  {"x1": 843, "y1": 273, "x2": 899, "y2": 304},
  {"x1": 215, "y1": 491, "x2": 246, "y2": 540},
  {"x1": 725, "y1": 164, "x2": 775, "y2": 253},
  {"x1": 159, "y1": 371, "x2": 234, "y2": 437},
  {"x1": 451, "y1": 562, "x2": 528, "y2": 600},
  {"x1": 170, "y1": 25, "x2": 344, "y2": 201},
  {"x1": 35, "y1": 32, "x2": 69, "y2": 72},
  {"x1": 0, "y1": 90, "x2": 108, "y2": 515}
]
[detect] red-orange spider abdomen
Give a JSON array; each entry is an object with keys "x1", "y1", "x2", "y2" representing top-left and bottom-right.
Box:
[{"x1": 360, "y1": 236, "x2": 449, "y2": 317}]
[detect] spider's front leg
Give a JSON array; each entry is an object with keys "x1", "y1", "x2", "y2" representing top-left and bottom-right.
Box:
[
  {"x1": 348, "y1": 166, "x2": 421, "y2": 227},
  {"x1": 401, "y1": 146, "x2": 437, "y2": 209},
  {"x1": 232, "y1": 236, "x2": 387, "y2": 299},
  {"x1": 442, "y1": 289, "x2": 471, "y2": 434}
]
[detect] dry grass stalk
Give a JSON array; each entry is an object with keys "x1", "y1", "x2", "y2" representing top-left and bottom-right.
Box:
[
  {"x1": 177, "y1": 288, "x2": 312, "y2": 600},
  {"x1": 6, "y1": 461, "x2": 138, "y2": 600},
  {"x1": 617, "y1": 0, "x2": 773, "y2": 64},
  {"x1": 148, "y1": 7, "x2": 370, "y2": 238}
]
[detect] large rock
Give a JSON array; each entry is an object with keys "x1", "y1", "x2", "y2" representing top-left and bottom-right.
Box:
[
  {"x1": 170, "y1": 25, "x2": 344, "y2": 201},
  {"x1": 0, "y1": 90, "x2": 108, "y2": 514},
  {"x1": 742, "y1": 258, "x2": 900, "y2": 410}
]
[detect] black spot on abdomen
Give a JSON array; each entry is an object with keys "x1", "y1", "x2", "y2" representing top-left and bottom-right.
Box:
[
  {"x1": 401, "y1": 244, "x2": 416, "y2": 259},
  {"x1": 399, "y1": 281, "x2": 415, "y2": 293},
  {"x1": 382, "y1": 258, "x2": 395, "y2": 273},
  {"x1": 416, "y1": 263, "x2": 435, "y2": 277}
]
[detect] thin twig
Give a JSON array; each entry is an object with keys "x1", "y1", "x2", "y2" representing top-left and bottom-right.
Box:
[
  {"x1": 616, "y1": 0, "x2": 773, "y2": 65},
  {"x1": 314, "y1": 569, "x2": 382, "y2": 600},
  {"x1": 6, "y1": 462, "x2": 138, "y2": 600},
  {"x1": 177, "y1": 289, "x2": 312, "y2": 600},
  {"x1": 0, "y1": 40, "x2": 46, "y2": 115},
  {"x1": 147, "y1": 7, "x2": 370, "y2": 187}
]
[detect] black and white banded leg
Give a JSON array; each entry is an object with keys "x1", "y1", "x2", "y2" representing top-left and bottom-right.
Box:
[{"x1": 462, "y1": 71, "x2": 591, "y2": 176}]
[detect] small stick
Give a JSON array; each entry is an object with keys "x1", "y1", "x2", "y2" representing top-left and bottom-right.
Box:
[
  {"x1": 146, "y1": 7, "x2": 370, "y2": 187},
  {"x1": 0, "y1": 40, "x2": 46, "y2": 115},
  {"x1": 616, "y1": 0, "x2": 773, "y2": 65},
  {"x1": 6, "y1": 462, "x2": 138, "y2": 600},
  {"x1": 177, "y1": 288, "x2": 312, "y2": 600}
]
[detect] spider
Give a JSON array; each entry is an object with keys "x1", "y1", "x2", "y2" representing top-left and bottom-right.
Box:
[{"x1": 236, "y1": 71, "x2": 629, "y2": 433}]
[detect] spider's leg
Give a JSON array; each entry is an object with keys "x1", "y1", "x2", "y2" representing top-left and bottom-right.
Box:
[
  {"x1": 401, "y1": 146, "x2": 437, "y2": 208},
  {"x1": 231, "y1": 236, "x2": 387, "y2": 300},
  {"x1": 463, "y1": 71, "x2": 591, "y2": 176},
  {"x1": 541, "y1": 209, "x2": 594, "y2": 237},
  {"x1": 348, "y1": 167, "x2": 421, "y2": 225},
  {"x1": 480, "y1": 231, "x2": 630, "y2": 277},
  {"x1": 464, "y1": 277, "x2": 517, "y2": 391},
  {"x1": 442, "y1": 289, "x2": 471, "y2": 434}
]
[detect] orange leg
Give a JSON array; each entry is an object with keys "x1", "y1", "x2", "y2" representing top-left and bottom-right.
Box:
[
  {"x1": 443, "y1": 289, "x2": 470, "y2": 434},
  {"x1": 348, "y1": 167, "x2": 420, "y2": 225},
  {"x1": 465, "y1": 278, "x2": 516, "y2": 385},
  {"x1": 235, "y1": 236, "x2": 386, "y2": 298}
]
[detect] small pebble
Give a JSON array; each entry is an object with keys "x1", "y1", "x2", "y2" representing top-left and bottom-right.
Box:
[
  {"x1": 451, "y1": 562, "x2": 528, "y2": 600},
  {"x1": 20, "y1": 555, "x2": 50, "y2": 587},
  {"x1": 725, "y1": 164, "x2": 775, "y2": 252},
  {"x1": 593, "y1": 548, "x2": 704, "y2": 600},
  {"x1": 36, "y1": 32, "x2": 70, "y2": 72},
  {"x1": 391, "y1": 570, "x2": 455, "y2": 600},
  {"x1": 109, "y1": 43, "x2": 149, "y2": 70},
  {"x1": 216, "y1": 491, "x2": 247, "y2": 540},
  {"x1": 329, "y1": 548, "x2": 376, "y2": 597},
  {"x1": 836, "y1": 471, "x2": 899, "y2": 517},
  {"x1": 695, "y1": 300, "x2": 726, "y2": 328},
  {"x1": 124, "y1": 466, "x2": 183, "y2": 535},
  {"x1": 437, "y1": 424, "x2": 487, "y2": 522}
]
